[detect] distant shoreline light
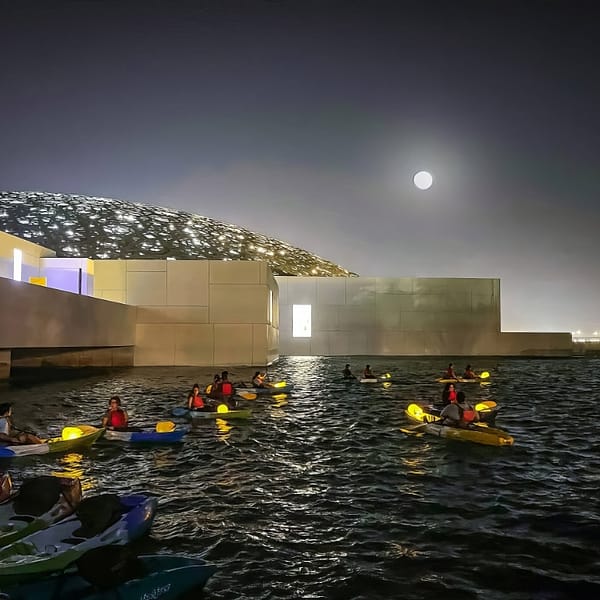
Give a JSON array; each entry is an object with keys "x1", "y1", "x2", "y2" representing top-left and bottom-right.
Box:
[{"x1": 413, "y1": 171, "x2": 433, "y2": 190}]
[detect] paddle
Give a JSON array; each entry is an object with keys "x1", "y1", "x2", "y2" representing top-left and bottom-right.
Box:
[
  {"x1": 237, "y1": 391, "x2": 258, "y2": 400},
  {"x1": 156, "y1": 421, "x2": 175, "y2": 433},
  {"x1": 400, "y1": 422, "x2": 429, "y2": 435},
  {"x1": 474, "y1": 400, "x2": 497, "y2": 411}
]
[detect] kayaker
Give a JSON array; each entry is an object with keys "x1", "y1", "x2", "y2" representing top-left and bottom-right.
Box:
[
  {"x1": 440, "y1": 392, "x2": 479, "y2": 428},
  {"x1": 205, "y1": 374, "x2": 221, "y2": 398},
  {"x1": 215, "y1": 371, "x2": 236, "y2": 408},
  {"x1": 187, "y1": 384, "x2": 209, "y2": 411},
  {"x1": 252, "y1": 371, "x2": 266, "y2": 388},
  {"x1": 0, "y1": 403, "x2": 43, "y2": 445},
  {"x1": 363, "y1": 364, "x2": 375, "y2": 378},
  {"x1": 343, "y1": 364, "x2": 355, "y2": 379},
  {"x1": 443, "y1": 363, "x2": 457, "y2": 379},
  {"x1": 456, "y1": 391, "x2": 479, "y2": 425},
  {"x1": 441, "y1": 383, "x2": 457, "y2": 405},
  {"x1": 102, "y1": 396, "x2": 129, "y2": 430},
  {"x1": 463, "y1": 364, "x2": 477, "y2": 379}
]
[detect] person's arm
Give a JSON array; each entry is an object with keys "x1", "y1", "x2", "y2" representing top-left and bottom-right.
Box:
[
  {"x1": 123, "y1": 411, "x2": 129, "y2": 426},
  {"x1": 101, "y1": 412, "x2": 109, "y2": 427}
]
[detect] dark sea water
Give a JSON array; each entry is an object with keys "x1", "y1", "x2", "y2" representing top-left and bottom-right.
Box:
[{"x1": 2, "y1": 356, "x2": 600, "y2": 600}]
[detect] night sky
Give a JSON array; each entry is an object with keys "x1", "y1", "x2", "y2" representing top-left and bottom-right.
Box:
[{"x1": 2, "y1": 0, "x2": 599, "y2": 334}]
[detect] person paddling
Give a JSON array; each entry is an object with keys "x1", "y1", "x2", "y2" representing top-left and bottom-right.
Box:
[
  {"x1": 188, "y1": 384, "x2": 209, "y2": 410},
  {"x1": 443, "y1": 363, "x2": 457, "y2": 379},
  {"x1": 343, "y1": 364, "x2": 355, "y2": 379},
  {"x1": 363, "y1": 364, "x2": 375, "y2": 378},
  {"x1": 463, "y1": 364, "x2": 477, "y2": 379},
  {"x1": 0, "y1": 403, "x2": 43, "y2": 445},
  {"x1": 439, "y1": 391, "x2": 479, "y2": 428},
  {"x1": 441, "y1": 383, "x2": 457, "y2": 406},
  {"x1": 215, "y1": 371, "x2": 236, "y2": 408},
  {"x1": 101, "y1": 396, "x2": 129, "y2": 430}
]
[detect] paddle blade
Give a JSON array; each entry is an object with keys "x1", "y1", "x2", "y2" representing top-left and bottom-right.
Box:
[
  {"x1": 156, "y1": 421, "x2": 175, "y2": 433},
  {"x1": 237, "y1": 391, "x2": 258, "y2": 400},
  {"x1": 479, "y1": 371, "x2": 490, "y2": 379}
]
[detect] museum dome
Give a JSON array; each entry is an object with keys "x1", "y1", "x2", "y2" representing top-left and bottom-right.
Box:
[{"x1": 0, "y1": 191, "x2": 355, "y2": 277}]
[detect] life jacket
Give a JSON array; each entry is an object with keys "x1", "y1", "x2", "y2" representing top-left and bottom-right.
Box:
[
  {"x1": 107, "y1": 409, "x2": 127, "y2": 428},
  {"x1": 458, "y1": 404, "x2": 476, "y2": 423},
  {"x1": 444, "y1": 369, "x2": 456, "y2": 378},
  {"x1": 448, "y1": 390, "x2": 457, "y2": 403},
  {"x1": 191, "y1": 394, "x2": 205, "y2": 409},
  {"x1": 221, "y1": 381, "x2": 233, "y2": 396}
]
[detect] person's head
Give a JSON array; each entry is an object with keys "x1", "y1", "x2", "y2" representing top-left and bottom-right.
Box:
[
  {"x1": 345, "y1": 364, "x2": 350, "y2": 369},
  {"x1": 466, "y1": 364, "x2": 471, "y2": 370},
  {"x1": 448, "y1": 363, "x2": 453, "y2": 368},
  {"x1": 0, "y1": 403, "x2": 12, "y2": 417},
  {"x1": 253, "y1": 371, "x2": 261, "y2": 378},
  {"x1": 449, "y1": 383, "x2": 455, "y2": 392},
  {"x1": 221, "y1": 370, "x2": 229, "y2": 380},
  {"x1": 366, "y1": 364, "x2": 370, "y2": 369},
  {"x1": 109, "y1": 396, "x2": 121, "y2": 409},
  {"x1": 214, "y1": 373, "x2": 221, "y2": 382},
  {"x1": 456, "y1": 391, "x2": 466, "y2": 404}
]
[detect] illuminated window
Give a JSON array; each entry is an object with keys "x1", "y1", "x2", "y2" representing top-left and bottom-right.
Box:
[
  {"x1": 13, "y1": 249, "x2": 22, "y2": 281},
  {"x1": 293, "y1": 304, "x2": 311, "y2": 337},
  {"x1": 268, "y1": 289, "x2": 273, "y2": 324}
]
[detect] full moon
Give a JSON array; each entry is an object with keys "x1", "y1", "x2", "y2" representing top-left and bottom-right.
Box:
[{"x1": 413, "y1": 170, "x2": 433, "y2": 190}]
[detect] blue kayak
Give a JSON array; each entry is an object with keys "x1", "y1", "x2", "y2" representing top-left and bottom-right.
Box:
[
  {"x1": 172, "y1": 406, "x2": 252, "y2": 420},
  {"x1": 2, "y1": 554, "x2": 216, "y2": 600},
  {"x1": 0, "y1": 493, "x2": 157, "y2": 585}
]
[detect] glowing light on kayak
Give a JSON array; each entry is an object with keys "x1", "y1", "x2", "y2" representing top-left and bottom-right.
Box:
[
  {"x1": 273, "y1": 381, "x2": 287, "y2": 388},
  {"x1": 217, "y1": 404, "x2": 229, "y2": 413},
  {"x1": 61, "y1": 426, "x2": 84, "y2": 440}
]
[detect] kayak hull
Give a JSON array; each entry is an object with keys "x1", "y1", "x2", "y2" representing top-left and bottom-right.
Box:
[
  {"x1": 0, "y1": 477, "x2": 82, "y2": 547},
  {"x1": 0, "y1": 426, "x2": 105, "y2": 458},
  {"x1": 104, "y1": 429, "x2": 187, "y2": 444},
  {"x1": 0, "y1": 494, "x2": 157, "y2": 585},
  {"x1": 405, "y1": 403, "x2": 513, "y2": 447},
  {"x1": 2, "y1": 554, "x2": 216, "y2": 600},
  {"x1": 172, "y1": 407, "x2": 252, "y2": 420}
]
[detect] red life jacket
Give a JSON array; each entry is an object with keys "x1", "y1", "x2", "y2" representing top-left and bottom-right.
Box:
[
  {"x1": 221, "y1": 381, "x2": 233, "y2": 395},
  {"x1": 191, "y1": 394, "x2": 205, "y2": 409},
  {"x1": 444, "y1": 369, "x2": 456, "y2": 378},
  {"x1": 448, "y1": 390, "x2": 457, "y2": 403},
  {"x1": 108, "y1": 409, "x2": 127, "y2": 428},
  {"x1": 458, "y1": 404, "x2": 476, "y2": 423}
]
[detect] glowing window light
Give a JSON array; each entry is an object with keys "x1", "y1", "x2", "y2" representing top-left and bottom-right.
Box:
[
  {"x1": 292, "y1": 304, "x2": 311, "y2": 338},
  {"x1": 269, "y1": 290, "x2": 273, "y2": 324},
  {"x1": 13, "y1": 249, "x2": 22, "y2": 281}
]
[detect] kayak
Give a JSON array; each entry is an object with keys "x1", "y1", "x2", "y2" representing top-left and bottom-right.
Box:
[
  {"x1": 436, "y1": 377, "x2": 488, "y2": 384},
  {"x1": 104, "y1": 428, "x2": 187, "y2": 444},
  {"x1": 235, "y1": 383, "x2": 294, "y2": 395},
  {"x1": 172, "y1": 407, "x2": 252, "y2": 420},
  {"x1": 0, "y1": 493, "x2": 157, "y2": 585},
  {"x1": 2, "y1": 554, "x2": 217, "y2": 600},
  {"x1": 359, "y1": 376, "x2": 397, "y2": 383},
  {"x1": 0, "y1": 425, "x2": 105, "y2": 458},
  {"x1": 404, "y1": 403, "x2": 513, "y2": 447},
  {"x1": 0, "y1": 476, "x2": 82, "y2": 546}
]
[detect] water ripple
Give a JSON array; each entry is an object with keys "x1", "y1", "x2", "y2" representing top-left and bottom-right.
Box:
[{"x1": 3, "y1": 357, "x2": 600, "y2": 599}]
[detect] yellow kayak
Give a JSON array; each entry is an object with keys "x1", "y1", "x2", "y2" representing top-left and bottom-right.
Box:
[{"x1": 404, "y1": 403, "x2": 513, "y2": 447}]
